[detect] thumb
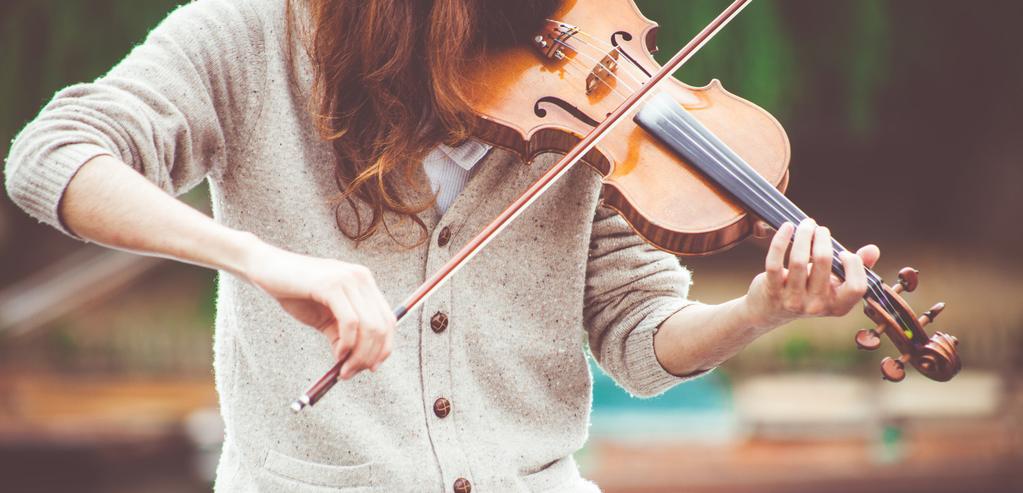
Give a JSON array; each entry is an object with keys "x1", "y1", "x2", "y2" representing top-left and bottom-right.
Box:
[{"x1": 856, "y1": 244, "x2": 881, "y2": 269}]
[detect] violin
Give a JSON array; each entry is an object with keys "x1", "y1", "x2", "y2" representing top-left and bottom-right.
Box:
[{"x1": 292, "y1": 0, "x2": 960, "y2": 411}]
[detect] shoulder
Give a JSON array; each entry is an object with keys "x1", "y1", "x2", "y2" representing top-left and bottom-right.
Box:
[
  {"x1": 155, "y1": 0, "x2": 283, "y2": 47},
  {"x1": 138, "y1": 0, "x2": 289, "y2": 86}
]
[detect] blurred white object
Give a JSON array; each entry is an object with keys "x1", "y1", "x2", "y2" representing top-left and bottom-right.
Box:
[
  {"x1": 590, "y1": 410, "x2": 739, "y2": 444},
  {"x1": 0, "y1": 246, "x2": 162, "y2": 336},
  {"x1": 184, "y1": 407, "x2": 225, "y2": 483},
  {"x1": 878, "y1": 370, "x2": 1001, "y2": 419},
  {"x1": 735, "y1": 373, "x2": 875, "y2": 439}
]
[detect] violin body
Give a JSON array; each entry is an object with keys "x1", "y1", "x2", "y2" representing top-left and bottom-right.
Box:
[
  {"x1": 466, "y1": 0, "x2": 961, "y2": 383},
  {"x1": 466, "y1": 0, "x2": 790, "y2": 255}
]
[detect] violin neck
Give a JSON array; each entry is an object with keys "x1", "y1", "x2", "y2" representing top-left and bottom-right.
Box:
[{"x1": 634, "y1": 92, "x2": 879, "y2": 287}]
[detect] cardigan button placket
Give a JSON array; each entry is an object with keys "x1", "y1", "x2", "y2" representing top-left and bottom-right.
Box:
[{"x1": 420, "y1": 221, "x2": 472, "y2": 490}]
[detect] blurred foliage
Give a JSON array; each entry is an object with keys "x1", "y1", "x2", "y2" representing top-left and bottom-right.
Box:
[
  {"x1": 776, "y1": 332, "x2": 873, "y2": 371},
  {"x1": 779, "y1": 334, "x2": 814, "y2": 367},
  {"x1": 638, "y1": 0, "x2": 799, "y2": 119},
  {"x1": 637, "y1": 0, "x2": 889, "y2": 135},
  {"x1": 0, "y1": 0, "x2": 897, "y2": 158},
  {"x1": 0, "y1": 0, "x2": 185, "y2": 160}
]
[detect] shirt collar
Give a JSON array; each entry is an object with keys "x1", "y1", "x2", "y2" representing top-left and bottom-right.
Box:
[{"x1": 438, "y1": 139, "x2": 492, "y2": 171}]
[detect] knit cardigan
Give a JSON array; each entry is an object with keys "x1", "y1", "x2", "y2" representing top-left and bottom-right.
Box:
[{"x1": 4, "y1": 1, "x2": 698, "y2": 491}]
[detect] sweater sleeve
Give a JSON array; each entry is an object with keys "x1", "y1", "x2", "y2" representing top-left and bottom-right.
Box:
[
  {"x1": 583, "y1": 205, "x2": 704, "y2": 397},
  {"x1": 3, "y1": 0, "x2": 267, "y2": 236}
]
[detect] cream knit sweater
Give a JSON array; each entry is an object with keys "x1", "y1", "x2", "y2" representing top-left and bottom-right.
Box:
[{"x1": 4, "y1": 1, "x2": 699, "y2": 491}]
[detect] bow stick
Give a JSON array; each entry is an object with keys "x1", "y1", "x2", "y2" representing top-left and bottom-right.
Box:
[{"x1": 291, "y1": 0, "x2": 754, "y2": 412}]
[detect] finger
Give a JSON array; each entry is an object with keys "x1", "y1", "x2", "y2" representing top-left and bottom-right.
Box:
[
  {"x1": 835, "y1": 251, "x2": 868, "y2": 310},
  {"x1": 343, "y1": 337, "x2": 380, "y2": 380},
  {"x1": 322, "y1": 322, "x2": 341, "y2": 350},
  {"x1": 786, "y1": 218, "x2": 816, "y2": 292},
  {"x1": 372, "y1": 330, "x2": 394, "y2": 372},
  {"x1": 365, "y1": 273, "x2": 397, "y2": 338},
  {"x1": 322, "y1": 293, "x2": 359, "y2": 362},
  {"x1": 807, "y1": 226, "x2": 833, "y2": 295},
  {"x1": 856, "y1": 244, "x2": 881, "y2": 269},
  {"x1": 368, "y1": 303, "x2": 394, "y2": 371},
  {"x1": 765, "y1": 222, "x2": 794, "y2": 289},
  {"x1": 361, "y1": 272, "x2": 396, "y2": 370},
  {"x1": 339, "y1": 286, "x2": 383, "y2": 379}
]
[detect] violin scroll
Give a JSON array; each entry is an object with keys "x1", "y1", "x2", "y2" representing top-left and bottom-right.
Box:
[{"x1": 855, "y1": 267, "x2": 962, "y2": 382}]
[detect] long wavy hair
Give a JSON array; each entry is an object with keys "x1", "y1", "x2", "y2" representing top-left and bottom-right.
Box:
[{"x1": 287, "y1": 0, "x2": 561, "y2": 245}]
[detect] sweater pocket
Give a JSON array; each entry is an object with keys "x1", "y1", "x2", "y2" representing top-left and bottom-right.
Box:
[
  {"x1": 259, "y1": 449, "x2": 380, "y2": 491},
  {"x1": 521, "y1": 456, "x2": 594, "y2": 492}
]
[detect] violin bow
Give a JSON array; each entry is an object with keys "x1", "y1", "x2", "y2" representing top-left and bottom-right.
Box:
[{"x1": 290, "y1": 0, "x2": 754, "y2": 412}]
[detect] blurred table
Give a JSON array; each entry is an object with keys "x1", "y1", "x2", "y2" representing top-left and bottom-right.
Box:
[
  {"x1": 0, "y1": 373, "x2": 216, "y2": 493},
  {"x1": 586, "y1": 371, "x2": 1023, "y2": 493}
]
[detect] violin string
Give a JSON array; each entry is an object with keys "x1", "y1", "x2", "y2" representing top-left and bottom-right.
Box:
[
  {"x1": 558, "y1": 37, "x2": 873, "y2": 293},
  {"x1": 658, "y1": 117, "x2": 909, "y2": 331},
  {"x1": 554, "y1": 39, "x2": 638, "y2": 94},
  {"x1": 576, "y1": 29, "x2": 655, "y2": 82},
  {"x1": 542, "y1": 26, "x2": 911, "y2": 331},
  {"x1": 546, "y1": 21, "x2": 652, "y2": 86},
  {"x1": 562, "y1": 30, "x2": 910, "y2": 328},
  {"x1": 552, "y1": 50, "x2": 633, "y2": 103},
  {"x1": 656, "y1": 113, "x2": 905, "y2": 327},
  {"x1": 551, "y1": 39, "x2": 637, "y2": 98},
  {"x1": 652, "y1": 109, "x2": 908, "y2": 327},
  {"x1": 651, "y1": 104, "x2": 912, "y2": 330},
  {"x1": 559, "y1": 28, "x2": 650, "y2": 88},
  {"x1": 543, "y1": 20, "x2": 656, "y2": 92}
]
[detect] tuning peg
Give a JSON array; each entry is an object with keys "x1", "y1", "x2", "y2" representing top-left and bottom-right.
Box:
[
  {"x1": 855, "y1": 328, "x2": 882, "y2": 351},
  {"x1": 893, "y1": 267, "x2": 919, "y2": 294},
  {"x1": 918, "y1": 302, "x2": 945, "y2": 327},
  {"x1": 880, "y1": 355, "x2": 910, "y2": 382}
]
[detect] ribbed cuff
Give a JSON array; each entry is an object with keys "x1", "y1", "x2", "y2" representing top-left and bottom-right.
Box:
[
  {"x1": 10, "y1": 143, "x2": 114, "y2": 237},
  {"x1": 623, "y1": 298, "x2": 710, "y2": 397}
]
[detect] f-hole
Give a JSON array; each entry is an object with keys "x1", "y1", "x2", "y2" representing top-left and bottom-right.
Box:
[
  {"x1": 611, "y1": 31, "x2": 652, "y2": 78},
  {"x1": 534, "y1": 96, "x2": 601, "y2": 127}
]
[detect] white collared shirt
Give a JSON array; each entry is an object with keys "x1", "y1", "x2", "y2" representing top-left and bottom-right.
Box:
[{"x1": 422, "y1": 140, "x2": 492, "y2": 214}]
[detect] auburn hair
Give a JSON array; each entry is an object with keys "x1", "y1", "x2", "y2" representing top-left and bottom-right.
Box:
[{"x1": 287, "y1": 0, "x2": 561, "y2": 245}]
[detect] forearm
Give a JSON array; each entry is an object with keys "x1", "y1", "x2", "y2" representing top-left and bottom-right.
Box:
[
  {"x1": 60, "y1": 154, "x2": 261, "y2": 277},
  {"x1": 652, "y1": 219, "x2": 878, "y2": 376},
  {"x1": 652, "y1": 295, "x2": 774, "y2": 375},
  {"x1": 58, "y1": 155, "x2": 395, "y2": 378}
]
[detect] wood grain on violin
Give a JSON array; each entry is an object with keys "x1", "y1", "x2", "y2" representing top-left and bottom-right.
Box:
[{"x1": 466, "y1": 0, "x2": 790, "y2": 256}]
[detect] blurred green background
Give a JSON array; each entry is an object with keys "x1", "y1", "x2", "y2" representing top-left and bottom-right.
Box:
[{"x1": 1, "y1": 1, "x2": 1021, "y2": 492}]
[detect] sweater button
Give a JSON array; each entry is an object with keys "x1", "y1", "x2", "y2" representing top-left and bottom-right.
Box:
[
  {"x1": 430, "y1": 312, "x2": 449, "y2": 333},
  {"x1": 433, "y1": 397, "x2": 451, "y2": 418},
  {"x1": 453, "y1": 477, "x2": 471, "y2": 493},
  {"x1": 438, "y1": 226, "x2": 452, "y2": 247}
]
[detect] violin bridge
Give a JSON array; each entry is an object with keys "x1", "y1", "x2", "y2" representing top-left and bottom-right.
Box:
[{"x1": 586, "y1": 51, "x2": 621, "y2": 95}]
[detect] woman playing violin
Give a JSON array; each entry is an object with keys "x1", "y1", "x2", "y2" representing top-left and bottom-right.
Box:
[{"x1": 4, "y1": 0, "x2": 879, "y2": 491}]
